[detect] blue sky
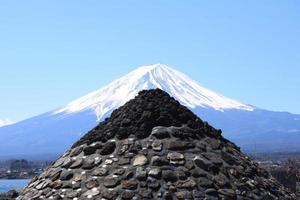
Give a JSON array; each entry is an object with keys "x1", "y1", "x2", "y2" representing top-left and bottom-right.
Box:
[{"x1": 0, "y1": 1, "x2": 299, "y2": 122}]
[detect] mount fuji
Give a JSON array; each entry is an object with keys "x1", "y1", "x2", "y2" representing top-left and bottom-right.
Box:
[
  {"x1": 0, "y1": 119, "x2": 13, "y2": 127},
  {"x1": 0, "y1": 64, "x2": 299, "y2": 159}
]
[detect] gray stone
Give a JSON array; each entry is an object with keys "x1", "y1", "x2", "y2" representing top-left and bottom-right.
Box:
[
  {"x1": 152, "y1": 140, "x2": 163, "y2": 151},
  {"x1": 104, "y1": 177, "x2": 121, "y2": 188},
  {"x1": 66, "y1": 191, "x2": 79, "y2": 198},
  {"x1": 94, "y1": 156, "x2": 102, "y2": 165},
  {"x1": 167, "y1": 140, "x2": 194, "y2": 150},
  {"x1": 218, "y1": 188, "x2": 236, "y2": 197},
  {"x1": 121, "y1": 190, "x2": 135, "y2": 199},
  {"x1": 85, "y1": 178, "x2": 99, "y2": 189},
  {"x1": 138, "y1": 189, "x2": 152, "y2": 198},
  {"x1": 73, "y1": 173, "x2": 86, "y2": 182},
  {"x1": 61, "y1": 181, "x2": 72, "y2": 188},
  {"x1": 118, "y1": 143, "x2": 129, "y2": 155},
  {"x1": 151, "y1": 156, "x2": 168, "y2": 166},
  {"x1": 194, "y1": 156, "x2": 212, "y2": 170},
  {"x1": 100, "y1": 142, "x2": 116, "y2": 155},
  {"x1": 50, "y1": 169, "x2": 62, "y2": 181},
  {"x1": 121, "y1": 118, "x2": 131, "y2": 127},
  {"x1": 167, "y1": 152, "x2": 185, "y2": 165},
  {"x1": 49, "y1": 180, "x2": 62, "y2": 189},
  {"x1": 191, "y1": 168, "x2": 207, "y2": 178},
  {"x1": 199, "y1": 178, "x2": 214, "y2": 187},
  {"x1": 213, "y1": 174, "x2": 230, "y2": 187},
  {"x1": 83, "y1": 188, "x2": 100, "y2": 197},
  {"x1": 147, "y1": 177, "x2": 160, "y2": 189},
  {"x1": 83, "y1": 145, "x2": 97, "y2": 155},
  {"x1": 175, "y1": 179, "x2": 196, "y2": 189},
  {"x1": 118, "y1": 157, "x2": 131, "y2": 165},
  {"x1": 72, "y1": 182, "x2": 81, "y2": 189},
  {"x1": 69, "y1": 158, "x2": 83, "y2": 169},
  {"x1": 162, "y1": 170, "x2": 177, "y2": 182},
  {"x1": 136, "y1": 167, "x2": 147, "y2": 181},
  {"x1": 70, "y1": 146, "x2": 83, "y2": 157},
  {"x1": 193, "y1": 190, "x2": 205, "y2": 198},
  {"x1": 205, "y1": 188, "x2": 218, "y2": 196},
  {"x1": 151, "y1": 126, "x2": 171, "y2": 139},
  {"x1": 113, "y1": 168, "x2": 125, "y2": 175},
  {"x1": 60, "y1": 170, "x2": 73, "y2": 181},
  {"x1": 92, "y1": 168, "x2": 108, "y2": 176},
  {"x1": 125, "y1": 170, "x2": 134, "y2": 179},
  {"x1": 52, "y1": 158, "x2": 64, "y2": 168},
  {"x1": 133, "y1": 155, "x2": 148, "y2": 166},
  {"x1": 163, "y1": 191, "x2": 173, "y2": 200},
  {"x1": 101, "y1": 189, "x2": 118, "y2": 200},
  {"x1": 104, "y1": 159, "x2": 113, "y2": 165},
  {"x1": 206, "y1": 138, "x2": 221, "y2": 150},
  {"x1": 148, "y1": 168, "x2": 162, "y2": 179},
  {"x1": 82, "y1": 157, "x2": 95, "y2": 169},
  {"x1": 221, "y1": 151, "x2": 236, "y2": 165},
  {"x1": 35, "y1": 180, "x2": 50, "y2": 190},
  {"x1": 175, "y1": 191, "x2": 193, "y2": 199},
  {"x1": 170, "y1": 126, "x2": 196, "y2": 139},
  {"x1": 196, "y1": 141, "x2": 207, "y2": 151},
  {"x1": 61, "y1": 157, "x2": 73, "y2": 168},
  {"x1": 122, "y1": 180, "x2": 138, "y2": 190},
  {"x1": 176, "y1": 170, "x2": 187, "y2": 180}
]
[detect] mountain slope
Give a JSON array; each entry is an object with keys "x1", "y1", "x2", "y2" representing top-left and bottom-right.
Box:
[
  {"x1": 0, "y1": 64, "x2": 299, "y2": 159},
  {"x1": 0, "y1": 118, "x2": 13, "y2": 127},
  {"x1": 54, "y1": 64, "x2": 253, "y2": 120}
]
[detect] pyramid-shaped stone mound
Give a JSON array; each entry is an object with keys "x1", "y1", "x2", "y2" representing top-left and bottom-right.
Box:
[{"x1": 17, "y1": 89, "x2": 296, "y2": 200}]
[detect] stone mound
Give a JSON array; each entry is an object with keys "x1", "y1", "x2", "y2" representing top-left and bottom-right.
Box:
[{"x1": 17, "y1": 89, "x2": 296, "y2": 200}]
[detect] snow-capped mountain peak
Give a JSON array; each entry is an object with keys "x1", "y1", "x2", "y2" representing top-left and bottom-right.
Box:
[
  {"x1": 0, "y1": 118, "x2": 14, "y2": 127},
  {"x1": 54, "y1": 64, "x2": 254, "y2": 120},
  {"x1": 2, "y1": 64, "x2": 300, "y2": 158}
]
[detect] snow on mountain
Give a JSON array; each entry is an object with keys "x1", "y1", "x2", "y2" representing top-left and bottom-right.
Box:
[
  {"x1": 54, "y1": 64, "x2": 254, "y2": 121},
  {"x1": 0, "y1": 64, "x2": 299, "y2": 158},
  {"x1": 0, "y1": 118, "x2": 13, "y2": 127}
]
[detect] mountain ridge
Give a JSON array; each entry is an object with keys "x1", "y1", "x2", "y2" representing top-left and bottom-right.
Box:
[
  {"x1": 53, "y1": 64, "x2": 254, "y2": 120},
  {"x1": 0, "y1": 64, "x2": 299, "y2": 158},
  {"x1": 0, "y1": 118, "x2": 14, "y2": 127}
]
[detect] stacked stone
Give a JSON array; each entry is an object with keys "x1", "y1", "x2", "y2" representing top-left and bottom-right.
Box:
[{"x1": 17, "y1": 89, "x2": 296, "y2": 200}]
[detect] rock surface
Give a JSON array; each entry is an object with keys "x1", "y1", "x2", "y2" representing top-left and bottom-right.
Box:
[
  {"x1": 0, "y1": 190, "x2": 19, "y2": 199},
  {"x1": 17, "y1": 89, "x2": 297, "y2": 200}
]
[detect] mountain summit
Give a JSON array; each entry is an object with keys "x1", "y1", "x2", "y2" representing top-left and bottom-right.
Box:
[
  {"x1": 54, "y1": 64, "x2": 253, "y2": 121},
  {"x1": 17, "y1": 89, "x2": 296, "y2": 200},
  {"x1": 0, "y1": 64, "x2": 299, "y2": 159}
]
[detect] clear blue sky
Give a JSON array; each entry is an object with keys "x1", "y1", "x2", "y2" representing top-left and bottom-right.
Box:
[{"x1": 0, "y1": 1, "x2": 299, "y2": 122}]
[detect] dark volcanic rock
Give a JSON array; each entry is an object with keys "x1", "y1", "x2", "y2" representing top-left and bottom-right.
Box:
[
  {"x1": 69, "y1": 158, "x2": 83, "y2": 169},
  {"x1": 162, "y1": 170, "x2": 178, "y2": 182},
  {"x1": 100, "y1": 141, "x2": 116, "y2": 155},
  {"x1": 104, "y1": 176, "x2": 121, "y2": 188},
  {"x1": 81, "y1": 157, "x2": 95, "y2": 169},
  {"x1": 59, "y1": 170, "x2": 73, "y2": 181},
  {"x1": 121, "y1": 180, "x2": 138, "y2": 190},
  {"x1": 17, "y1": 89, "x2": 297, "y2": 200},
  {"x1": 167, "y1": 140, "x2": 194, "y2": 150}
]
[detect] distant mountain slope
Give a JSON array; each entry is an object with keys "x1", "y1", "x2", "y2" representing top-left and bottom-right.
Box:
[
  {"x1": 0, "y1": 64, "x2": 299, "y2": 159},
  {"x1": 54, "y1": 64, "x2": 253, "y2": 119},
  {"x1": 194, "y1": 108, "x2": 300, "y2": 152},
  {"x1": 0, "y1": 118, "x2": 13, "y2": 127}
]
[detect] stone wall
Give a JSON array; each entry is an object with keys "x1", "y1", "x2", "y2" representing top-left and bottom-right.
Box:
[{"x1": 17, "y1": 89, "x2": 298, "y2": 200}]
